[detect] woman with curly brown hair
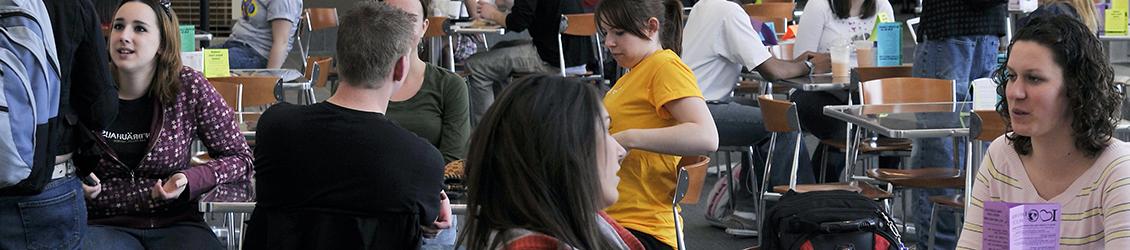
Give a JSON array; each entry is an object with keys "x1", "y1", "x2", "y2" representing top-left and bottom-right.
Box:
[{"x1": 957, "y1": 15, "x2": 1128, "y2": 248}]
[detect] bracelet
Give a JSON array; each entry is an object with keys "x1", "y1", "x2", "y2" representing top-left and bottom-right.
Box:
[{"x1": 803, "y1": 59, "x2": 814, "y2": 75}]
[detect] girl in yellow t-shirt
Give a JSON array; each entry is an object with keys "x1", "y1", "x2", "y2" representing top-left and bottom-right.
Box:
[{"x1": 595, "y1": 0, "x2": 720, "y2": 248}]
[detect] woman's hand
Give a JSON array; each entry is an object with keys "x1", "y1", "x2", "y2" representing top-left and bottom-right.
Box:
[
  {"x1": 151, "y1": 173, "x2": 187, "y2": 200},
  {"x1": 82, "y1": 173, "x2": 102, "y2": 200}
]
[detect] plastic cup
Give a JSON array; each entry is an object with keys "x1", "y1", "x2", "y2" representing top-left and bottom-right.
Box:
[
  {"x1": 855, "y1": 40, "x2": 875, "y2": 67},
  {"x1": 830, "y1": 45, "x2": 851, "y2": 77}
]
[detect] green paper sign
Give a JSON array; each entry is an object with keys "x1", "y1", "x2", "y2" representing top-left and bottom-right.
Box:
[{"x1": 180, "y1": 25, "x2": 195, "y2": 52}]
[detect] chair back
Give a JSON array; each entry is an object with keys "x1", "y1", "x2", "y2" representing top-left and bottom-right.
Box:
[
  {"x1": 305, "y1": 57, "x2": 334, "y2": 88},
  {"x1": 561, "y1": 13, "x2": 596, "y2": 36},
  {"x1": 743, "y1": 3, "x2": 795, "y2": 35},
  {"x1": 860, "y1": 77, "x2": 955, "y2": 105},
  {"x1": 208, "y1": 76, "x2": 281, "y2": 108},
  {"x1": 424, "y1": 16, "x2": 449, "y2": 38},
  {"x1": 305, "y1": 8, "x2": 339, "y2": 31},
  {"x1": 972, "y1": 110, "x2": 1008, "y2": 141},
  {"x1": 211, "y1": 81, "x2": 240, "y2": 111},
  {"x1": 854, "y1": 65, "x2": 913, "y2": 83},
  {"x1": 675, "y1": 155, "x2": 711, "y2": 204},
  {"x1": 556, "y1": 14, "x2": 604, "y2": 79},
  {"x1": 757, "y1": 95, "x2": 800, "y2": 133}
]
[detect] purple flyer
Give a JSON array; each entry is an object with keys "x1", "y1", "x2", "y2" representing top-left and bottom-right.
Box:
[{"x1": 983, "y1": 201, "x2": 1061, "y2": 250}]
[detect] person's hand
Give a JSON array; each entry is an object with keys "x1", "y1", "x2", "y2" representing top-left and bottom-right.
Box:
[
  {"x1": 82, "y1": 173, "x2": 102, "y2": 200},
  {"x1": 422, "y1": 191, "x2": 453, "y2": 238},
  {"x1": 151, "y1": 173, "x2": 187, "y2": 200},
  {"x1": 795, "y1": 51, "x2": 831, "y2": 74},
  {"x1": 477, "y1": 0, "x2": 503, "y2": 23}
]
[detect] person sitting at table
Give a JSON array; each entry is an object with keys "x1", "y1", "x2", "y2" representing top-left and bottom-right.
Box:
[
  {"x1": 792, "y1": 0, "x2": 894, "y2": 58},
  {"x1": 468, "y1": 0, "x2": 594, "y2": 126},
  {"x1": 595, "y1": 0, "x2": 720, "y2": 248},
  {"x1": 215, "y1": 0, "x2": 302, "y2": 69},
  {"x1": 680, "y1": 0, "x2": 830, "y2": 237},
  {"x1": 957, "y1": 16, "x2": 1130, "y2": 249},
  {"x1": 385, "y1": 0, "x2": 471, "y2": 164},
  {"x1": 79, "y1": 0, "x2": 254, "y2": 248},
  {"x1": 458, "y1": 75, "x2": 642, "y2": 249},
  {"x1": 381, "y1": 0, "x2": 469, "y2": 247},
  {"x1": 243, "y1": 2, "x2": 449, "y2": 249},
  {"x1": 1017, "y1": 0, "x2": 1098, "y2": 34},
  {"x1": 788, "y1": 0, "x2": 894, "y2": 182}
]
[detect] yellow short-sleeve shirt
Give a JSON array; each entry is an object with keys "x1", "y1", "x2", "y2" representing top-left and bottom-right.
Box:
[{"x1": 603, "y1": 49, "x2": 704, "y2": 248}]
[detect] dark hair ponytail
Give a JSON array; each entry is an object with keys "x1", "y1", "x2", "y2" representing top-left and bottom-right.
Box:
[
  {"x1": 595, "y1": 0, "x2": 684, "y2": 55},
  {"x1": 661, "y1": 0, "x2": 683, "y2": 55}
]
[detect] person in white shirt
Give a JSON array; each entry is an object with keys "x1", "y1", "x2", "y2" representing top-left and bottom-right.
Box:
[
  {"x1": 792, "y1": 0, "x2": 894, "y2": 58},
  {"x1": 680, "y1": 0, "x2": 829, "y2": 237},
  {"x1": 789, "y1": 0, "x2": 893, "y2": 182}
]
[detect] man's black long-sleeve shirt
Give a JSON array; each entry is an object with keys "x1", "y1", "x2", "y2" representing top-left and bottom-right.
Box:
[{"x1": 506, "y1": 0, "x2": 594, "y2": 67}]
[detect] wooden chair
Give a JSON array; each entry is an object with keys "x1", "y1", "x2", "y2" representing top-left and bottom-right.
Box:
[
  {"x1": 672, "y1": 155, "x2": 710, "y2": 250},
  {"x1": 425, "y1": 16, "x2": 457, "y2": 72},
  {"x1": 860, "y1": 77, "x2": 956, "y2": 105},
  {"x1": 208, "y1": 76, "x2": 282, "y2": 125},
  {"x1": 279, "y1": 57, "x2": 333, "y2": 104},
  {"x1": 755, "y1": 94, "x2": 891, "y2": 248},
  {"x1": 814, "y1": 66, "x2": 917, "y2": 182},
  {"x1": 742, "y1": 3, "x2": 795, "y2": 37},
  {"x1": 297, "y1": 8, "x2": 339, "y2": 72},
  {"x1": 557, "y1": 13, "x2": 604, "y2": 82}
]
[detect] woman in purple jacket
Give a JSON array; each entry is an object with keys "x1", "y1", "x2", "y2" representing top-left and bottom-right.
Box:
[{"x1": 80, "y1": 0, "x2": 253, "y2": 248}]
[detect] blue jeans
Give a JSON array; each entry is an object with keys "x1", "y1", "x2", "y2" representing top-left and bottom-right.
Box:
[
  {"x1": 0, "y1": 176, "x2": 86, "y2": 250},
  {"x1": 216, "y1": 40, "x2": 268, "y2": 69},
  {"x1": 83, "y1": 221, "x2": 224, "y2": 250},
  {"x1": 708, "y1": 100, "x2": 814, "y2": 211},
  {"x1": 910, "y1": 34, "x2": 999, "y2": 250},
  {"x1": 421, "y1": 215, "x2": 459, "y2": 249}
]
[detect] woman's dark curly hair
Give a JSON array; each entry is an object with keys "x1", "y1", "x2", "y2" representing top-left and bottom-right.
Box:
[{"x1": 994, "y1": 15, "x2": 1121, "y2": 157}]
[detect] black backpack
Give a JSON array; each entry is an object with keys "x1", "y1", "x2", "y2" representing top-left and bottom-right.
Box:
[{"x1": 763, "y1": 190, "x2": 906, "y2": 250}]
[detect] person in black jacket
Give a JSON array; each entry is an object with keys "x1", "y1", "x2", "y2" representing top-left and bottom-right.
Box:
[
  {"x1": 467, "y1": 0, "x2": 595, "y2": 126},
  {"x1": 0, "y1": 0, "x2": 118, "y2": 248}
]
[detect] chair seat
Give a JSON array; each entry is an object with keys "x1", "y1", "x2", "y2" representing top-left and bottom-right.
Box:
[
  {"x1": 821, "y1": 138, "x2": 913, "y2": 153},
  {"x1": 772, "y1": 181, "x2": 893, "y2": 200},
  {"x1": 866, "y1": 168, "x2": 964, "y2": 189},
  {"x1": 928, "y1": 195, "x2": 964, "y2": 209}
]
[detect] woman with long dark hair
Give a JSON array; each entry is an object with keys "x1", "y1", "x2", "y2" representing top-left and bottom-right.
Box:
[
  {"x1": 459, "y1": 75, "x2": 640, "y2": 249},
  {"x1": 595, "y1": 0, "x2": 719, "y2": 248}
]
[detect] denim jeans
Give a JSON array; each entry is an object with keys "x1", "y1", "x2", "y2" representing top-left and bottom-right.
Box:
[
  {"x1": 216, "y1": 40, "x2": 268, "y2": 69},
  {"x1": 910, "y1": 34, "x2": 999, "y2": 250},
  {"x1": 464, "y1": 43, "x2": 556, "y2": 126},
  {"x1": 0, "y1": 176, "x2": 86, "y2": 250},
  {"x1": 708, "y1": 101, "x2": 814, "y2": 211},
  {"x1": 421, "y1": 215, "x2": 458, "y2": 249},
  {"x1": 83, "y1": 221, "x2": 224, "y2": 250}
]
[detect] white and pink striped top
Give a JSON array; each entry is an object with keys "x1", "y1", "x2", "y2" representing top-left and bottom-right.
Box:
[{"x1": 958, "y1": 135, "x2": 1130, "y2": 249}]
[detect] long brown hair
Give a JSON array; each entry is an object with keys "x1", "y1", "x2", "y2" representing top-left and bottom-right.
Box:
[
  {"x1": 111, "y1": 0, "x2": 182, "y2": 104},
  {"x1": 458, "y1": 75, "x2": 616, "y2": 249},
  {"x1": 595, "y1": 0, "x2": 684, "y2": 55}
]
